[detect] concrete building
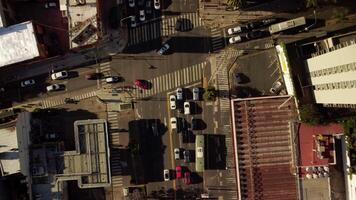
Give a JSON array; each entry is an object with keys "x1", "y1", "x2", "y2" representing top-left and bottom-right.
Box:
[
  {"x1": 306, "y1": 40, "x2": 356, "y2": 108},
  {"x1": 0, "y1": 125, "x2": 20, "y2": 176},
  {"x1": 59, "y1": 0, "x2": 101, "y2": 49},
  {"x1": 0, "y1": 21, "x2": 44, "y2": 68},
  {"x1": 14, "y1": 112, "x2": 110, "y2": 200}
]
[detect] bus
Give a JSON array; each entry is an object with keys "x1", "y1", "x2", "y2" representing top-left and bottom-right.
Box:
[
  {"x1": 269, "y1": 17, "x2": 306, "y2": 34},
  {"x1": 195, "y1": 134, "x2": 204, "y2": 172}
]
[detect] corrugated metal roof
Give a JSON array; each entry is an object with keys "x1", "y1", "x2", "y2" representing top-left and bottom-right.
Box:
[{"x1": 0, "y1": 21, "x2": 40, "y2": 67}]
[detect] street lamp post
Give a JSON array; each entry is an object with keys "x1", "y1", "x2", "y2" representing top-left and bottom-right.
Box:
[{"x1": 304, "y1": 10, "x2": 317, "y2": 32}]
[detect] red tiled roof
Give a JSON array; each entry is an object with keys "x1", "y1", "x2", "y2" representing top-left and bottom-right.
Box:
[{"x1": 298, "y1": 123, "x2": 343, "y2": 167}]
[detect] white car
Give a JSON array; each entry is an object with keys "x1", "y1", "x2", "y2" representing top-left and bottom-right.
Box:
[
  {"x1": 157, "y1": 43, "x2": 170, "y2": 55},
  {"x1": 192, "y1": 87, "x2": 199, "y2": 101},
  {"x1": 130, "y1": 16, "x2": 137, "y2": 28},
  {"x1": 176, "y1": 88, "x2": 183, "y2": 100},
  {"x1": 128, "y1": 0, "x2": 135, "y2": 7},
  {"x1": 46, "y1": 84, "x2": 63, "y2": 92},
  {"x1": 169, "y1": 95, "x2": 176, "y2": 110},
  {"x1": 154, "y1": 0, "x2": 160, "y2": 10},
  {"x1": 170, "y1": 117, "x2": 177, "y2": 130},
  {"x1": 227, "y1": 26, "x2": 243, "y2": 35},
  {"x1": 21, "y1": 79, "x2": 35, "y2": 87},
  {"x1": 105, "y1": 76, "x2": 121, "y2": 83},
  {"x1": 45, "y1": 2, "x2": 56, "y2": 8},
  {"x1": 163, "y1": 169, "x2": 170, "y2": 181},
  {"x1": 139, "y1": 10, "x2": 145, "y2": 21},
  {"x1": 174, "y1": 148, "x2": 180, "y2": 160},
  {"x1": 229, "y1": 36, "x2": 242, "y2": 44},
  {"x1": 184, "y1": 102, "x2": 190, "y2": 115},
  {"x1": 51, "y1": 71, "x2": 68, "y2": 80}
]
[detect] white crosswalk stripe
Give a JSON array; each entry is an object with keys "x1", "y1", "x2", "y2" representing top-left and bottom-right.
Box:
[
  {"x1": 128, "y1": 13, "x2": 203, "y2": 46},
  {"x1": 112, "y1": 176, "x2": 123, "y2": 187},
  {"x1": 99, "y1": 62, "x2": 112, "y2": 89},
  {"x1": 211, "y1": 27, "x2": 225, "y2": 52},
  {"x1": 132, "y1": 62, "x2": 206, "y2": 98},
  {"x1": 40, "y1": 90, "x2": 97, "y2": 108}
]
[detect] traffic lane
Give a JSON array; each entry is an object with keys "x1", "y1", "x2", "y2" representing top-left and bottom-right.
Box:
[
  {"x1": 169, "y1": 26, "x2": 211, "y2": 54},
  {"x1": 163, "y1": 0, "x2": 198, "y2": 13}
]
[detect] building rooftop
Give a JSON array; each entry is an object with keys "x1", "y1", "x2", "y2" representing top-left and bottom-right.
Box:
[
  {"x1": 231, "y1": 96, "x2": 299, "y2": 200},
  {"x1": 0, "y1": 21, "x2": 40, "y2": 67},
  {"x1": 0, "y1": 126, "x2": 20, "y2": 176},
  {"x1": 55, "y1": 119, "x2": 111, "y2": 189},
  {"x1": 59, "y1": 0, "x2": 99, "y2": 49},
  {"x1": 297, "y1": 123, "x2": 343, "y2": 167}
]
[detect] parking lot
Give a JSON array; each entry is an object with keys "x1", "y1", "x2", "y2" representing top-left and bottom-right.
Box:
[{"x1": 229, "y1": 48, "x2": 284, "y2": 98}]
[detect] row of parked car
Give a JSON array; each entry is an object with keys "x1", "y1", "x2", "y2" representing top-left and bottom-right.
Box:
[
  {"x1": 128, "y1": 0, "x2": 161, "y2": 27},
  {"x1": 227, "y1": 18, "x2": 277, "y2": 44},
  {"x1": 164, "y1": 166, "x2": 191, "y2": 185}
]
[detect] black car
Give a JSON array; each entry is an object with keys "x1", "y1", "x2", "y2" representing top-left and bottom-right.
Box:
[
  {"x1": 246, "y1": 18, "x2": 278, "y2": 30},
  {"x1": 245, "y1": 30, "x2": 269, "y2": 40},
  {"x1": 191, "y1": 117, "x2": 198, "y2": 130}
]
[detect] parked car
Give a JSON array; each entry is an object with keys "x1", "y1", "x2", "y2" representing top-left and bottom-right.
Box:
[
  {"x1": 128, "y1": 0, "x2": 135, "y2": 7},
  {"x1": 46, "y1": 84, "x2": 64, "y2": 92},
  {"x1": 45, "y1": 132, "x2": 59, "y2": 141},
  {"x1": 139, "y1": 10, "x2": 145, "y2": 21},
  {"x1": 146, "y1": 1, "x2": 152, "y2": 14},
  {"x1": 229, "y1": 36, "x2": 242, "y2": 44},
  {"x1": 245, "y1": 30, "x2": 268, "y2": 40},
  {"x1": 51, "y1": 71, "x2": 68, "y2": 80},
  {"x1": 246, "y1": 21, "x2": 264, "y2": 30},
  {"x1": 157, "y1": 43, "x2": 170, "y2": 55},
  {"x1": 154, "y1": 0, "x2": 160, "y2": 9},
  {"x1": 164, "y1": 169, "x2": 170, "y2": 181},
  {"x1": 105, "y1": 76, "x2": 122, "y2": 83},
  {"x1": 176, "y1": 166, "x2": 182, "y2": 179},
  {"x1": 151, "y1": 121, "x2": 159, "y2": 136},
  {"x1": 169, "y1": 95, "x2": 176, "y2": 109},
  {"x1": 235, "y1": 73, "x2": 244, "y2": 84},
  {"x1": 170, "y1": 117, "x2": 177, "y2": 130},
  {"x1": 21, "y1": 79, "x2": 35, "y2": 87},
  {"x1": 130, "y1": 16, "x2": 137, "y2": 28},
  {"x1": 174, "y1": 148, "x2": 180, "y2": 160},
  {"x1": 176, "y1": 88, "x2": 183, "y2": 100},
  {"x1": 227, "y1": 26, "x2": 244, "y2": 35},
  {"x1": 134, "y1": 79, "x2": 149, "y2": 89},
  {"x1": 85, "y1": 73, "x2": 101, "y2": 80},
  {"x1": 138, "y1": 0, "x2": 145, "y2": 6},
  {"x1": 191, "y1": 117, "x2": 198, "y2": 130},
  {"x1": 183, "y1": 150, "x2": 190, "y2": 163},
  {"x1": 184, "y1": 171, "x2": 191, "y2": 185},
  {"x1": 184, "y1": 102, "x2": 190, "y2": 115},
  {"x1": 270, "y1": 81, "x2": 283, "y2": 94},
  {"x1": 45, "y1": 2, "x2": 56, "y2": 8},
  {"x1": 192, "y1": 87, "x2": 199, "y2": 101}
]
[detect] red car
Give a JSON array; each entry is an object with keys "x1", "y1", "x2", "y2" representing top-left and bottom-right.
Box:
[
  {"x1": 184, "y1": 171, "x2": 191, "y2": 185},
  {"x1": 85, "y1": 73, "x2": 101, "y2": 80},
  {"x1": 134, "y1": 79, "x2": 149, "y2": 89},
  {"x1": 175, "y1": 166, "x2": 182, "y2": 179}
]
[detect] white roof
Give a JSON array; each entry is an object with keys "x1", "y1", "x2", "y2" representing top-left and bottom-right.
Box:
[
  {"x1": 0, "y1": 21, "x2": 40, "y2": 67},
  {"x1": 306, "y1": 43, "x2": 356, "y2": 105},
  {"x1": 0, "y1": 126, "x2": 20, "y2": 176}
]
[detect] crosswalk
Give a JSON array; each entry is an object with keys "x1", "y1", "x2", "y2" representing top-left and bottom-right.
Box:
[
  {"x1": 40, "y1": 90, "x2": 97, "y2": 109},
  {"x1": 107, "y1": 111, "x2": 124, "y2": 187},
  {"x1": 132, "y1": 61, "x2": 206, "y2": 99},
  {"x1": 210, "y1": 27, "x2": 225, "y2": 53},
  {"x1": 128, "y1": 12, "x2": 204, "y2": 46},
  {"x1": 99, "y1": 62, "x2": 112, "y2": 89}
]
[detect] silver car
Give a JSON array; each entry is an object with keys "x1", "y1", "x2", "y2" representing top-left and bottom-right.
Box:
[
  {"x1": 192, "y1": 87, "x2": 199, "y2": 101},
  {"x1": 157, "y1": 43, "x2": 170, "y2": 55},
  {"x1": 174, "y1": 148, "x2": 180, "y2": 160},
  {"x1": 176, "y1": 88, "x2": 183, "y2": 100}
]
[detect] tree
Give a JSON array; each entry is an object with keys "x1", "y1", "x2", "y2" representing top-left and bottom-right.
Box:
[
  {"x1": 226, "y1": 0, "x2": 247, "y2": 8},
  {"x1": 203, "y1": 86, "x2": 217, "y2": 101},
  {"x1": 299, "y1": 104, "x2": 324, "y2": 125}
]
